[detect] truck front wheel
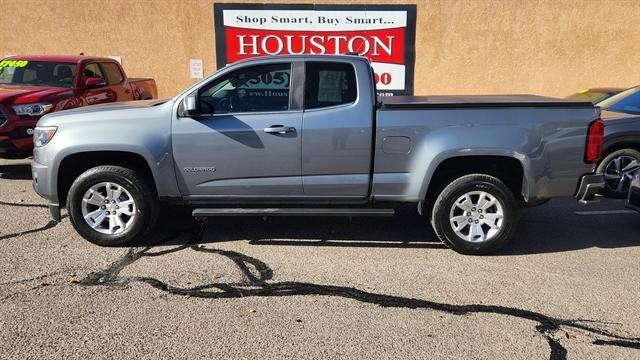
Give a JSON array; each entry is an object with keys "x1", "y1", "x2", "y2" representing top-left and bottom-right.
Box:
[
  {"x1": 67, "y1": 165, "x2": 159, "y2": 246},
  {"x1": 431, "y1": 174, "x2": 518, "y2": 255}
]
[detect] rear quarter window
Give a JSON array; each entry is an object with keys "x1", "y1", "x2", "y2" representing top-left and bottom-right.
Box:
[
  {"x1": 305, "y1": 62, "x2": 357, "y2": 110},
  {"x1": 101, "y1": 62, "x2": 124, "y2": 85}
]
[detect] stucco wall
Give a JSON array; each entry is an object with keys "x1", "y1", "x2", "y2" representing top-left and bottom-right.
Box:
[{"x1": 1, "y1": 0, "x2": 639, "y2": 98}]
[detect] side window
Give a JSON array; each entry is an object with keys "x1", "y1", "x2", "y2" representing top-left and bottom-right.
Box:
[
  {"x1": 83, "y1": 63, "x2": 105, "y2": 81},
  {"x1": 199, "y1": 63, "x2": 291, "y2": 114},
  {"x1": 101, "y1": 62, "x2": 124, "y2": 85},
  {"x1": 305, "y1": 62, "x2": 357, "y2": 110}
]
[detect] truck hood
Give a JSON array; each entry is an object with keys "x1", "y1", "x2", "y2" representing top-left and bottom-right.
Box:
[
  {"x1": 38, "y1": 99, "x2": 173, "y2": 127},
  {"x1": 0, "y1": 84, "x2": 72, "y2": 104}
]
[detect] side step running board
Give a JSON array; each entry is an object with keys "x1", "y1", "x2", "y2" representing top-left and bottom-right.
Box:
[{"x1": 192, "y1": 208, "x2": 395, "y2": 217}]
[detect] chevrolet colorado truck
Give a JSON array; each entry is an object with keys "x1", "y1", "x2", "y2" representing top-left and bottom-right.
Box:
[
  {"x1": 32, "y1": 55, "x2": 604, "y2": 254},
  {"x1": 0, "y1": 55, "x2": 157, "y2": 158}
]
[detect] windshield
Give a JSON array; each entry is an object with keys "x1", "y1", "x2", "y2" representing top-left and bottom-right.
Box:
[
  {"x1": 0, "y1": 59, "x2": 77, "y2": 88},
  {"x1": 597, "y1": 86, "x2": 640, "y2": 114}
]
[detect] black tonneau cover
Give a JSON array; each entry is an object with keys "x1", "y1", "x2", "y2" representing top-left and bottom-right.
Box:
[{"x1": 381, "y1": 95, "x2": 593, "y2": 109}]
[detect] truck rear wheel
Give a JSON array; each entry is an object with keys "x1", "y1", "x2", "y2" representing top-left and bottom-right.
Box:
[
  {"x1": 67, "y1": 165, "x2": 159, "y2": 246},
  {"x1": 431, "y1": 174, "x2": 518, "y2": 255}
]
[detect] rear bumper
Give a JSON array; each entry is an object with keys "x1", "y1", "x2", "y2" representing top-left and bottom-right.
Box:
[
  {"x1": 626, "y1": 170, "x2": 640, "y2": 213},
  {"x1": 575, "y1": 174, "x2": 604, "y2": 204}
]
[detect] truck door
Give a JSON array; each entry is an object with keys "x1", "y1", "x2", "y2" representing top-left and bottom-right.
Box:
[
  {"x1": 172, "y1": 62, "x2": 304, "y2": 197},
  {"x1": 301, "y1": 60, "x2": 375, "y2": 198}
]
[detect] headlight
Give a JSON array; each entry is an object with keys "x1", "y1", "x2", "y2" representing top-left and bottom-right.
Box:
[
  {"x1": 33, "y1": 126, "x2": 57, "y2": 147},
  {"x1": 12, "y1": 103, "x2": 53, "y2": 116}
]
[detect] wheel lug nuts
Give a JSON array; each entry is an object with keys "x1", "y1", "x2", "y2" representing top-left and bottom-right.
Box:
[
  {"x1": 468, "y1": 218, "x2": 473, "y2": 222},
  {"x1": 466, "y1": 212, "x2": 471, "y2": 216},
  {"x1": 101, "y1": 205, "x2": 106, "y2": 209},
  {"x1": 480, "y1": 215, "x2": 484, "y2": 219},
  {"x1": 471, "y1": 207, "x2": 476, "y2": 211},
  {"x1": 104, "y1": 200, "x2": 109, "y2": 204},
  {"x1": 105, "y1": 211, "x2": 110, "y2": 215},
  {"x1": 478, "y1": 209, "x2": 482, "y2": 213},
  {"x1": 475, "y1": 220, "x2": 479, "y2": 224},
  {"x1": 111, "y1": 200, "x2": 116, "y2": 204}
]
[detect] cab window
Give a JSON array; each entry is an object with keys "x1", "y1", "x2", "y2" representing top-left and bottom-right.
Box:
[
  {"x1": 199, "y1": 63, "x2": 291, "y2": 114},
  {"x1": 304, "y1": 62, "x2": 357, "y2": 109}
]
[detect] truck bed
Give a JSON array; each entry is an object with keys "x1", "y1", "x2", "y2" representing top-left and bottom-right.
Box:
[{"x1": 381, "y1": 95, "x2": 593, "y2": 109}]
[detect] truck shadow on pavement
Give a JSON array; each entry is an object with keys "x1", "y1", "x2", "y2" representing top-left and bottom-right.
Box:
[
  {"x1": 78, "y1": 218, "x2": 640, "y2": 360},
  {"x1": 150, "y1": 206, "x2": 446, "y2": 249},
  {"x1": 144, "y1": 204, "x2": 640, "y2": 254}
]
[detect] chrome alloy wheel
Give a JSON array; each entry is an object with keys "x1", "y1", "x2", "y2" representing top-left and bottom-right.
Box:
[
  {"x1": 604, "y1": 155, "x2": 640, "y2": 194},
  {"x1": 449, "y1": 191, "x2": 504, "y2": 243},
  {"x1": 81, "y1": 182, "x2": 136, "y2": 235}
]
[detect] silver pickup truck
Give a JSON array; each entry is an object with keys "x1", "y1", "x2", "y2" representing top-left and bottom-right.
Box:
[{"x1": 31, "y1": 55, "x2": 604, "y2": 254}]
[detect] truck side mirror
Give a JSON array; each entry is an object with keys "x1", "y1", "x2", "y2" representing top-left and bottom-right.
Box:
[
  {"x1": 180, "y1": 94, "x2": 201, "y2": 117},
  {"x1": 84, "y1": 77, "x2": 107, "y2": 89},
  {"x1": 185, "y1": 95, "x2": 199, "y2": 116}
]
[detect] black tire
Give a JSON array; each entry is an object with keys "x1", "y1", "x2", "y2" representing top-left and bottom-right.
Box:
[
  {"x1": 431, "y1": 174, "x2": 518, "y2": 255},
  {"x1": 67, "y1": 165, "x2": 159, "y2": 246},
  {"x1": 597, "y1": 148, "x2": 640, "y2": 199}
]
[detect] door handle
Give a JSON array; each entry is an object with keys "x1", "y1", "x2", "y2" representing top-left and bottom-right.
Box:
[{"x1": 264, "y1": 125, "x2": 295, "y2": 134}]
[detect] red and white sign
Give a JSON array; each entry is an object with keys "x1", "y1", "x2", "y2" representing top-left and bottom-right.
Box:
[{"x1": 214, "y1": 4, "x2": 416, "y2": 95}]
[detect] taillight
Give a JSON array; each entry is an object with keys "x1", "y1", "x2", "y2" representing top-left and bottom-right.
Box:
[{"x1": 585, "y1": 118, "x2": 604, "y2": 163}]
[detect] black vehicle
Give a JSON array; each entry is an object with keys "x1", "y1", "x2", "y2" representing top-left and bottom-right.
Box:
[
  {"x1": 595, "y1": 87, "x2": 640, "y2": 198},
  {"x1": 627, "y1": 170, "x2": 640, "y2": 212}
]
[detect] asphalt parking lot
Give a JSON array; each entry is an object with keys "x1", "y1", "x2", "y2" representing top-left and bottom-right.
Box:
[{"x1": 1, "y1": 158, "x2": 639, "y2": 359}]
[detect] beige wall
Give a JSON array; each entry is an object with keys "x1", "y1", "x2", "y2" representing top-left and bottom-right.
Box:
[{"x1": 1, "y1": 0, "x2": 639, "y2": 98}]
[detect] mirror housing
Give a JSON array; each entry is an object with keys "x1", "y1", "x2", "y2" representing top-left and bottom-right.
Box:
[
  {"x1": 185, "y1": 95, "x2": 198, "y2": 116},
  {"x1": 180, "y1": 91, "x2": 206, "y2": 117},
  {"x1": 84, "y1": 77, "x2": 107, "y2": 89}
]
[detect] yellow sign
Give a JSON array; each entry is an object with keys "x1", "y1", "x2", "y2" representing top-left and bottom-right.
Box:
[{"x1": 0, "y1": 60, "x2": 29, "y2": 69}]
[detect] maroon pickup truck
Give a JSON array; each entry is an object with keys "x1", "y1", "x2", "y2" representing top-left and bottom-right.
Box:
[{"x1": 0, "y1": 55, "x2": 157, "y2": 158}]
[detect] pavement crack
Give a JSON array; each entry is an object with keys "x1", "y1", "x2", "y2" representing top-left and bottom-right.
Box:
[
  {"x1": 593, "y1": 339, "x2": 640, "y2": 349},
  {"x1": 0, "y1": 200, "x2": 48, "y2": 208},
  {"x1": 75, "y1": 218, "x2": 640, "y2": 360}
]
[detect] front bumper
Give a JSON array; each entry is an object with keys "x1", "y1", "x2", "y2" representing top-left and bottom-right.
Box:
[
  {"x1": 575, "y1": 174, "x2": 604, "y2": 204},
  {"x1": 0, "y1": 106, "x2": 39, "y2": 158},
  {"x1": 31, "y1": 157, "x2": 61, "y2": 222},
  {"x1": 0, "y1": 137, "x2": 32, "y2": 158},
  {"x1": 626, "y1": 170, "x2": 640, "y2": 213}
]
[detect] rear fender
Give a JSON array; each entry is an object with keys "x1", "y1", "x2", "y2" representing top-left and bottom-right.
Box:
[{"x1": 408, "y1": 126, "x2": 532, "y2": 200}]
